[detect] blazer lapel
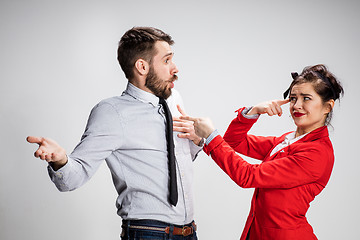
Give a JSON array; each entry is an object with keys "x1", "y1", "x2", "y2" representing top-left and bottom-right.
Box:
[{"x1": 264, "y1": 126, "x2": 329, "y2": 161}]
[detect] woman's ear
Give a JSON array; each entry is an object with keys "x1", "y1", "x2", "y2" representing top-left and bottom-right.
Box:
[
  {"x1": 326, "y1": 99, "x2": 335, "y2": 113},
  {"x1": 134, "y1": 59, "x2": 149, "y2": 76}
]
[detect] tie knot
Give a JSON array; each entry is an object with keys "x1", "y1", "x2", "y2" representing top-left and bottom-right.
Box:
[{"x1": 159, "y1": 98, "x2": 166, "y2": 105}]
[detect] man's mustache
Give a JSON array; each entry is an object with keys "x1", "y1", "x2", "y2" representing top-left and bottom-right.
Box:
[{"x1": 171, "y1": 75, "x2": 178, "y2": 81}]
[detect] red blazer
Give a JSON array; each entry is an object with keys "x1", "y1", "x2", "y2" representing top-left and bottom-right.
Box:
[{"x1": 203, "y1": 108, "x2": 334, "y2": 240}]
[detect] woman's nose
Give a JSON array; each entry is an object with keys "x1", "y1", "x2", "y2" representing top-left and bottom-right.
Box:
[{"x1": 293, "y1": 99, "x2": 302, "y2": 109}]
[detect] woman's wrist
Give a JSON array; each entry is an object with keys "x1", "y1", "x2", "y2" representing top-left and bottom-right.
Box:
[
  {"x1": 205, "y1": 129, "x2": 220, "y2": 145},
  {"x1": 247, "y1": 106, "x2": 258, "y2": 115}
]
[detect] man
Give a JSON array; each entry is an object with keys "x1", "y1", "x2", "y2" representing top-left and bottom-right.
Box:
[{"x1": 27, "y1": 27, "x2": 202, "y2": 240}]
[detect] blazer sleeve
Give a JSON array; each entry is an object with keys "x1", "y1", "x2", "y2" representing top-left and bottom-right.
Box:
[
  {"x1": 223, "y1": 107, "x2": 278, "y2": 160},
  {"x1": 203, "y1": 135, "x2": 333, "y2": 189}
]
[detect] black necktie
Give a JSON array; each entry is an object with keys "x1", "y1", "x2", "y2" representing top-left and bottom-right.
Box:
[{"x1": 159, "y1": 98, "x2": 178, "y2": 206}]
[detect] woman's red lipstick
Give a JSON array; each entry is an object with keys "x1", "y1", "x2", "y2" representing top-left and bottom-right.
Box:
[{"x1": 293, "y1": 112, "x2": 305, "y2": 117}]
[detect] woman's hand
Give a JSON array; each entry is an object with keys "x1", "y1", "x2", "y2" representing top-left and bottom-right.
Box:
[
  {"x1": 247, "y1": 99, "x2": 289, "y2": 116},
  {"x1": 179, "y1": 114, "x2": 215, "y2": 139},
  {"x1": 173, "y1": 105, "x2": 203, "y2": 145}
]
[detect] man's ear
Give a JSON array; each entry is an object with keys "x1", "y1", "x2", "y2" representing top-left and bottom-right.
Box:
[{"x1": 134, "y1": 59, "x2": 149, "y2": 76}]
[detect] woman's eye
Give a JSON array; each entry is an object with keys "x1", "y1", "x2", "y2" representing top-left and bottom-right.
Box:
[
  {"x1": 304, "y1": 97, "x2": 311, "y2": 101},
  {"x1": 290, "y1": 97, "x2": 296, "y2": 101}
]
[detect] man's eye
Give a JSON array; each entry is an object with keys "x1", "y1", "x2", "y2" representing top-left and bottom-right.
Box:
[
  {"x1": 304, "y1": 97, "x2": 311, "y2": 101},
  {"x1": 290, "y1": 97, "x2": 296, "y2": 101}
]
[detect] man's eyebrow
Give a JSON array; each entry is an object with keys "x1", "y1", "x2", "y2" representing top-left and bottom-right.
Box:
[{"x1": 162, "y1": 52, "x2": 174, "y2": 58}]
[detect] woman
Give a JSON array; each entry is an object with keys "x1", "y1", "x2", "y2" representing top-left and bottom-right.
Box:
[{"x1": 180, "y1": 64, "x2": 344, "y2": 239}]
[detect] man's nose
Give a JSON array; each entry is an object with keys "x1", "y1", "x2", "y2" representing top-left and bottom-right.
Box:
[{"x1": 171, "y1": 62, "x2": 179, "y2": 75}]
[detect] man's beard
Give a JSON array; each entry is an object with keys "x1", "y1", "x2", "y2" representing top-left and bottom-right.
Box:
[{"x1": 145, "y1": 67, "x2": 178, "y2": 99}]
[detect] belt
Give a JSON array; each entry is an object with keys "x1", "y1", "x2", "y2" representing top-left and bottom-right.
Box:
[{"x1": 124, "y1": 220, "x2": 197, "y2": 237}]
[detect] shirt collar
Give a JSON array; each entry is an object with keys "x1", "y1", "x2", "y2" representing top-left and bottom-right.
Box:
[
  {"x1": 284, "y1": 131, "x2": 308, "y2": 145},
  {"x1": 124, "y1": 82, "x2": 159, "y2": 107}
]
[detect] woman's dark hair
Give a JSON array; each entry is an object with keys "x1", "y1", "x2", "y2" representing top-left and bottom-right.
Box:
[
  {"x1": 287, "y1": 64, "x2": 344, "y2": 125},
  {"x1": 117, "y1": 27, "x2": 174, "y2": 80}
]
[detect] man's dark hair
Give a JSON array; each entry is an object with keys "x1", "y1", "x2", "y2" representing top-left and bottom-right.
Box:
[{"x1": 117, "y1": 27, "x2": 174, "y2": 80}]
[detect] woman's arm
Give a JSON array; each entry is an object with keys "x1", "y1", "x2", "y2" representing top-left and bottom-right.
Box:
[
  {"x1": 204, "y1": 135, "x2": 333, "y2": 189},
  {"x1": 223, "y1": 107, "x2": 275, "y2": 160},
  {"x1": 224, "y1": 100, "x2": 289, "y2": 160}
]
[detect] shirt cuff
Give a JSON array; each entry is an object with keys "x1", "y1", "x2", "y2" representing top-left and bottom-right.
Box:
[
  {"x1": 47, "y1": 157, "x2": 75, "y2": 191},
  {"x1": 241, "y1": 107, "x2": 260, "y2": 119},
  {"x1": 205, "y1": 129, "x2": 220, "y2": 145},
  {"x1": 189, "y1": 138, "x2": 204, "y2": 160}
]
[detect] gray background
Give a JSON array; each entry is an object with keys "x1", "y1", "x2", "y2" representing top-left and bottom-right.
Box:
[{"x1": 1, "y1": 0, "x2": 359, "y2": 239}]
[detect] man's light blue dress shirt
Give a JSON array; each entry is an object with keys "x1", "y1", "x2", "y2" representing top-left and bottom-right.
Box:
[{"x1": 47, "y1": 83, "x2": 202, "y2": 225}]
